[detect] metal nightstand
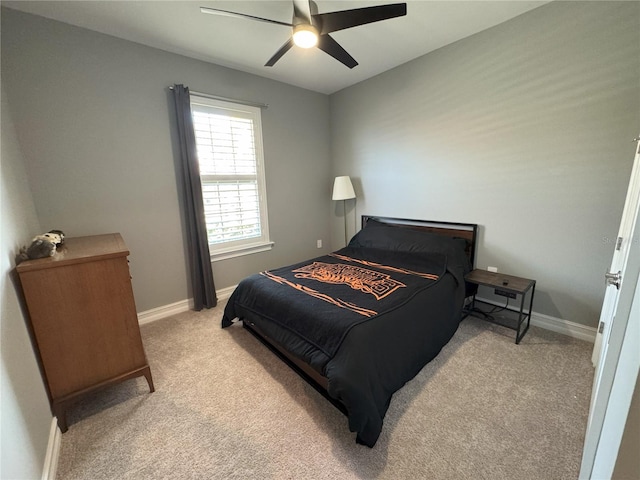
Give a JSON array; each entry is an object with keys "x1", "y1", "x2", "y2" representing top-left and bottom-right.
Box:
[{"x1": 464, "y1": 269, "x2": 536, "y2": 344}]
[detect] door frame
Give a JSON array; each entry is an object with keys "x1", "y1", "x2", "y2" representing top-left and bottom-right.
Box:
[{"x1": 580, "y1": 138, "x2": 640, "y2": 479}]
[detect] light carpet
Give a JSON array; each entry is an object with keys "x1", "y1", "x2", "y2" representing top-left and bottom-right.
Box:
[{"x1": 55, "y1": 299, "x2": 594, "y2": 479}]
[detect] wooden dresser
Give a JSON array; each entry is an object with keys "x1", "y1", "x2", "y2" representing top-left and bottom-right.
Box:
[{"x1": 16, "y1": 233, "x2": 154, "y2": 432}]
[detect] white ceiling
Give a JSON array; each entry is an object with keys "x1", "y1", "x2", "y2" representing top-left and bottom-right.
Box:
[{"x1": 3, "y1": 0, "x2": 548, "y2": 94}]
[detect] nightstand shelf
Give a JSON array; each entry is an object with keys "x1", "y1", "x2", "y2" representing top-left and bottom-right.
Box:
[{"x1": 464, "y1": 269, "x2": 536, "y2": 344}]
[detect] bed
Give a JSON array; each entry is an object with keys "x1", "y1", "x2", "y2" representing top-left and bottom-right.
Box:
[{"x1": 222, "y1": 216, "x2": 478, "y2": 447}]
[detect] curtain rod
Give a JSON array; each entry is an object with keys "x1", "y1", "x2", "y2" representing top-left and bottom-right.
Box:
[{"x1": 168, "y1": 85, "x2": 268, "y2": 109}]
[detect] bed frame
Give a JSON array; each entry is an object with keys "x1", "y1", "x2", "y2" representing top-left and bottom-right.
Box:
[{"x1": 243, "y1": 215, "x2": 478, "y2": 416}]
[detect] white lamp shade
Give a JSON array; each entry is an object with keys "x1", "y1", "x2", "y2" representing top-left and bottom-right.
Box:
[{"x1": 332, "y1": 176, "x2": 356, "y2": 201}]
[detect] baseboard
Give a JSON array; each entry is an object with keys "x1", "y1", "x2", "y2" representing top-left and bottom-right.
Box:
[
  {"x1": 136, "y1": 288, "x2": 596, "y2": 342},
  {"x1": 137, "y1": 285, "x2": 237, "y2": 325},
  {"x1": 137, "y1": 299, "x2": 193, "y2": 325},
  {"x1": 474, "y1": 296, "x2": 597, "y2": 343},
  {"x1": 215, "y1": 285, "x2": 236, "y2": 301},
  {"x1": 530, "y1": 310, "x2": 597, "y2": 343},
  {"x1": 41, "y1": 418, "x2": 61, "y2": 480}
]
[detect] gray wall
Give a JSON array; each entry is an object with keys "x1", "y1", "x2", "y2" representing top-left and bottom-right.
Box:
[
  {"x1": 330, "y1": 1, "x2": 640, "y2": 327},
  {"x1": 1, "y1": 85, "x2": 52, "y2": 480},
  {"x1": 1, "y1": 8, "x2": 332, "y2": 312}
]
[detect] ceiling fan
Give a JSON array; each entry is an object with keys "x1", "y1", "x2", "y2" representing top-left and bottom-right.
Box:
[{"x1": 200, "y1": 1, "x2": 407, "y2": 68}]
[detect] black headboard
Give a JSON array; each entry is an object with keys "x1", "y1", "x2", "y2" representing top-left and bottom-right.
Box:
[{"x1": 361, "y1": 215, "x2": 478, "y2": 269}]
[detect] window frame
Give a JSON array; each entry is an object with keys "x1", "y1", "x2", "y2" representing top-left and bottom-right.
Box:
[{"x1": 189, "y1": 94, "x2": 273, "y2": 262}]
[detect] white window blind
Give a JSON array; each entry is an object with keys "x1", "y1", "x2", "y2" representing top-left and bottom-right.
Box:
[{"x1": 190, "y1": 95, "x2": 271, "y2": 260}]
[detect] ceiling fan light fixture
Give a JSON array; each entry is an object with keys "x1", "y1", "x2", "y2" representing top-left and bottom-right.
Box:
[
  {"x1": 201, "y1": 2, "x2": 407, "y2": 68},
  {"x1": 292, "y1": 24, "x2": 319, "y2": 49}
]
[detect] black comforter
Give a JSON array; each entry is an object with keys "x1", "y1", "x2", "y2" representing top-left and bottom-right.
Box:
[{"x1": 223, "y1": 225, "x2": 470, "y2": 447}]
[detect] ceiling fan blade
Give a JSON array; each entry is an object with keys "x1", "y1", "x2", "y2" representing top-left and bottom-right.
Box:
[
  {"x1": 265, "y1": 38, "x2": 295, "y2": 67},
  {"x1": 314, "y1": 3, "x2": 407, "y2": 35},
  {"x1": 317, "y1": 34, "x2": 358, "y2": 69},
  {"x1": 200, "y1": 7, "x2": 293, "y2": 27}
]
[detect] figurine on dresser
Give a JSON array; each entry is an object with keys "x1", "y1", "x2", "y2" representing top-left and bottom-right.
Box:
[{"x1": 15, "y1": 229, "x2": 65, "y2": 264}]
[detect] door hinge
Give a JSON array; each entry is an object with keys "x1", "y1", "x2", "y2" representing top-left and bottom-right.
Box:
[
  {"x1": 598, "y1": 321, "x2": 605, "y2": 334},
  {"x1": 616, "y1": 237, "x2": 623, "y2": 251}
]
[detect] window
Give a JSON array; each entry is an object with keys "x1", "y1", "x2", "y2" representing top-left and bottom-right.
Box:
[{"x1": 190, "y1": 95, "x2": 272, "y2": 261}]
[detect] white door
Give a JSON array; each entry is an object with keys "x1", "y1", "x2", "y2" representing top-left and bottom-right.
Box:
[
  {"x1": 591, "y1": 137, "x2": 640, "y2": 367},
  {"x1": 580, "y1": 136, "x2": 640, "y2": 479}
]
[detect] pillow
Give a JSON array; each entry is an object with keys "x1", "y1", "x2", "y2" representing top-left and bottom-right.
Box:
[{"x1": 348, "y1": 219, "x2": 471, "y2": 272}]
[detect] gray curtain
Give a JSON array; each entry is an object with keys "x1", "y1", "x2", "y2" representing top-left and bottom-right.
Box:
[{"x1": 171, "y1": 84, "x2": 217, "y2": 310}]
